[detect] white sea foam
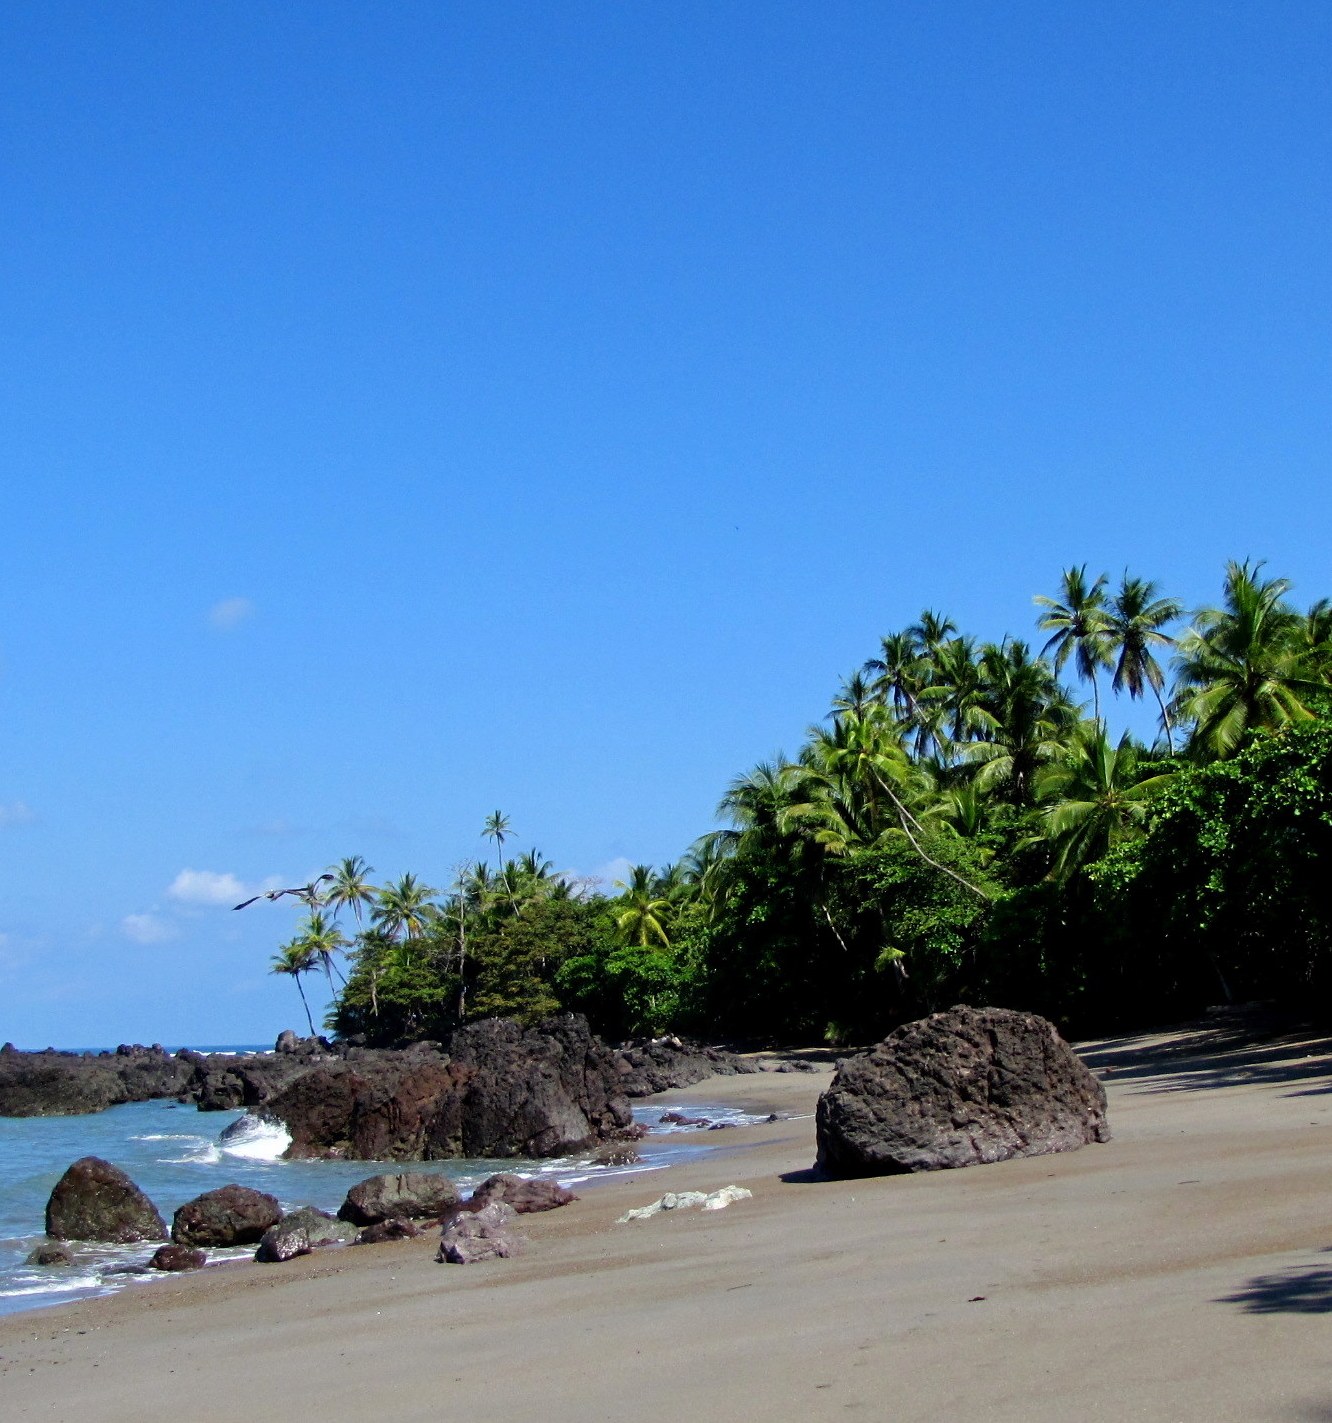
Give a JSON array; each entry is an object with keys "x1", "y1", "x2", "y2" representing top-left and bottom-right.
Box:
[{"x1": 218, "y1": 1115, "x2": 291, "y2": 1161}]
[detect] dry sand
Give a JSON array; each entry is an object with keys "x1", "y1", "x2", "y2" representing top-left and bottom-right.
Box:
[{"x1": 5, "y1": 1020, "x2": 1332, "y2": 1422}]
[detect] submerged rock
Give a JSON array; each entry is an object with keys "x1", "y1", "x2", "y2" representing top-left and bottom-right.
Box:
[
  {"x1": 149, "y1": 1244, "x2": 206, "y2": 1271},
  {"x1": 172, "y1": 1185, "x2": 282, "y2": 1247},
  {"x1": 815, "y1": 1004, "x2": 1110, "y2": 1178},
  {"x1": 337, "y1": 1171, "x2": 461, "y2": 1226},
  {"x1": 45, "y1": 1157, "x2": 168, "y2": 1243},
  {"x1": 25, "y1": 1243, "x2": 75, "y2": 1267}
]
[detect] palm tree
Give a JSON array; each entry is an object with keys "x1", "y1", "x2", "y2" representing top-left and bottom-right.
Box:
[
  {"x1": 270, "y1": 939, "x2": 319, "y2": 1036},
  {"x1": 865, "y1": 631, "x2": 924, "y2": 718},
  {"x1": 483, "y1": 810, "x2": 519, "y2": 914},
  {"x1": 296, "y1": 911, "x2": 348, "y2": 993},
  {"x1": 965, "y1": 640, "x2": 1078, "y2": 805},
  {"x1": 371, "y1": 872, "x2": 437, "y2": 942},
  {"x1": 324, "y1": 856, "x2": 376, "y2": 925},
  {"x1": 1033, "y1": 724, "x2": 1175, "y2": 880},
  {"x1": 1035, "y1": 567, "x2": 1113, "y2": 722},
  {"x1": 1173, "y1": 561, "x2": 1320, "y2": 759},
  {"x1": 1104, "y1": 576, "x2": 1182, "y2": 750},
  {"x1": 613, "y1": 865, "x2": 673, "y2": 947}
]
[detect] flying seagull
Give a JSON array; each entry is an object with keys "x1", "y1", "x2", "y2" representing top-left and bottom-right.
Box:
[{"x1": 232, "y1": 874, "x2": 335, "y2": 911}]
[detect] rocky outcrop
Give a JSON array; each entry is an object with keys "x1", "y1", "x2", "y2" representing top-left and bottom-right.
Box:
[
  {"x1": 610, "y1": 1037, "x2": 758, "y2": 1096},
  {"x1": 815, "y1": 1005, "x2": 1110, "y2": 1178},
  {"x1": 149, "y1": 1244, "x2": 206, "y2": 1271},
  {"x1": 437, "y1": 1201, "x2": 525, "y2": 1263},
  {"x1": 172, "y1": 1185, "x2": 282, "y2": 1247},
  {"x1": 337, "y1": 1172, "x2": 461, "y2": 1226},
  {"x1": 0, "y1": 1044, "x2": 196, "y2": 1118},
  {"x1": 255, "y1": 1207, "x2": 358, "y2": 1262},
  {"x1": 263, "y1": 1015, "x2": 634, "y2": 1162},
  {"x1": 45, "y1": 1157, "x2": 168, "y2": 1243},
  {"x1": 467, "y1": 1173, "x2": 577, "y2": 1213}
]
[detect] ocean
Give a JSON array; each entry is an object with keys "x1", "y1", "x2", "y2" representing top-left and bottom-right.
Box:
[{"x1": 0, "y1": 1046, "x2": 763, "y2": 1317}]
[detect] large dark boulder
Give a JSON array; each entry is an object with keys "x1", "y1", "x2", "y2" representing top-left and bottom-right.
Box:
[
  {"x1": 262, "y1": 1015, "x2": 634, "y2": 1161},
  {"x1": 815, "y1": 1005, "x2": 1110, "y2": 1178},
  {"x1": 337, "y1": 1171, "x2": 461, "y2": 1226},
  {"x1": 611, "y1": 1038, "x2": 759, "y2": 1096},
  {"x1": 172, "y1": 1184, "x2": 282, "y2": 1247},
  {"x1": 45, "y1": 1157, "x2": 168, "y2": 1243}
]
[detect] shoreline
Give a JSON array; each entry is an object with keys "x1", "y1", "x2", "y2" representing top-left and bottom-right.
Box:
[{"x1": 7, "y1": 1024, "x2": 1332, "y2": 1420}]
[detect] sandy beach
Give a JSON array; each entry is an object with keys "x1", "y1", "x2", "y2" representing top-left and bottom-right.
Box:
[{"x1": 4, "y1": 1020, "x2": 1332, "y2": 1422}]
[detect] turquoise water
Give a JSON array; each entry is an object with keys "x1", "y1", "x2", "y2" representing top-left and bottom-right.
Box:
[{"x1": 0, "y1": 1066, "x2": 764, "y2": 1316}]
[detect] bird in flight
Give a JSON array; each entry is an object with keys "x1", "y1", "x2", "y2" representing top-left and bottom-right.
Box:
[{"x1": 232, "y1": 874, "x2": 335, "y2": 911}]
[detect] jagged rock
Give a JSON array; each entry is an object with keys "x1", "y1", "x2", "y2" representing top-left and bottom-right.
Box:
[
  {"x1": 815, "y1": 1005, "x2": 1111, "y2": 1178},
  {"x1": 172, "y1": 1185, "x2": 282, "y2": 1247},
  {"x1": 149, "y1": 1244, "x2": 206, "y2": 1271},
  {"x1": 437, "y1": 1201, "x2": 525, "y2": 1263},
  {"x1": 25, "y1": 1243, "x2": 74, "y2": 1267},
  {"x1": 264, "y1": 1015, "x2": 633, "y2": 1161},
  {"x1": 0, "y1": 1046, "x2": 192, "y2": 1118},
  {"x1": 468, "y1": 1173, "x2": 577, "y2": 1213},
  {"x1": 45, "y1": 1157, "x2": 167, "y2": 1243},
  {"x1": 255, "y1": 1206, "x2": 359, "y2": 1262},
  {"x1": 337, "y1": 1171, "x2": 461, "y2": 1226},
  {"x1": 611, "y1": 1038, "x2": 759, "y2": 1096},
  {"x1": 356, "y1": 1217, "x2": 421, "y2": 1244}
]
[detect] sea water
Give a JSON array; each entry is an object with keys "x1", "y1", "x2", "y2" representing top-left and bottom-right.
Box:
[{"x1": 0, "y1": 1051, "x2": 766, "y2": 1317}]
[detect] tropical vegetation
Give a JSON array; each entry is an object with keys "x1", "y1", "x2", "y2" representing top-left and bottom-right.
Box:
[{"x1": 261, "y1": 560, "x2": 1332, "y2": 1048}]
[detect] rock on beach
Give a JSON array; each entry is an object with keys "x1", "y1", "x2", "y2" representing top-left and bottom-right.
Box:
[
  {"x1": 45, "y1": 1157, "x2": 168, "y2": 1243},
  {"x1": 172, "y1": 1185, "x2": 282, "y2": 1247},
  {"x1": 815, "y1": 1004, "x2": 1110, "y2": 1178},
  {"x1": 337, "y1": 1171, "x2": 461, "y2": 1226}
]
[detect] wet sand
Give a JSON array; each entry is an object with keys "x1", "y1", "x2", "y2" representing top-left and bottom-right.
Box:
[{"x1": 5, "y1": 1021, "x2": 1332, "y2": 1422}]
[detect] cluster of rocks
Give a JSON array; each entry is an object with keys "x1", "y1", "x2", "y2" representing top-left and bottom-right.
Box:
[
  {"x1": 814, "y1": 1004, "x2": 1110, "y2": 1177},
  {"x1": 28, "y1": 1155, "x2": 580, "y2": 1274},
  {"x1": 609, "y1": 1037, "x2": 759, "y2": 1096},
  {"x1": 2, "y1": 1016, "x2": 643, "y2": 1167}
]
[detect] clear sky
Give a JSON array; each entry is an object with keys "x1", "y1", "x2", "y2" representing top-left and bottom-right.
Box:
[{"x1": 2, "y1": 3, "x2": 1330, "y2": 1046}]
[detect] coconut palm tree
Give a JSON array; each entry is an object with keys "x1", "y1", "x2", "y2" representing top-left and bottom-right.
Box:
[
  {"x1": 865, "y1": 630, "x2": 925, "y2": 718},
  {"x1": 1033, "y1": 724, "x2": 1175, "y2": 880},
  {"x1": 1035, "y1": 567, "x2": 1113, "y2": 722},
  {"x1": 613, "y1": 865, "x2": 672, "y2": 948},
  {"x1": 295, "y1": 911, "x2": 348, "y2": 993},
  {"x1": 371, "y1": 873, "x2": 437, "y2": 942},
  {"x1": 324, "y1": 856, "x2": 377, "y2": 926},
  {"x1": 1173, "y1": 561, "x2": 1321, "y2": 759},
  {"x1": 1104, "y1": 576, "x2": 1182, "y2": 750},
  {"x1": 270, "y1": 939, "x2": 319, "y2": 1036},
  {"x1": 965, "y1": 640, "x2": 1078, "y2": 805},
  {"x1": 482, "y1": 810, "x2": 520, "y2": 914}
]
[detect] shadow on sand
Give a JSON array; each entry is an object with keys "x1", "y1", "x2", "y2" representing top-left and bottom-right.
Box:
[
  {"x1": 1077, "y1": 1009, "x2": 1332, "y2": 1099},
  {"x1": 1216, "y1": 1260, "x2": 1332, "y2": 1314}
]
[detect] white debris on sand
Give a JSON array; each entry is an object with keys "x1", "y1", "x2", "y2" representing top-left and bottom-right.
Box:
[{"x1": 615, "y1": 1186, "x2": 752, "y2": 1224}]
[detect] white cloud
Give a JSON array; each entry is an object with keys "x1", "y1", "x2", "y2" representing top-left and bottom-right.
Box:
[
  {"x1": 0, "y1": 801, "x2": 36, "y2": 828},
  {"x1": 209, "y1": 597, "x2": 256, "y2": 631},
  {"x1": 121, "y1": 913, "x2": 176, "y2": 944},
  {"x1": 166, "y1": 868, "x2": 248, "y2": 906}
]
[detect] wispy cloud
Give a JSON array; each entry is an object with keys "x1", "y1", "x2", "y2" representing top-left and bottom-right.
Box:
[
  {"x1": 166, "y1": 869, "x2": 248, "y2": 906},
  {"x1": 0, "y1": 801, "x2": 36, "y2": 828},
  {"x1": 121, "y1": 913, "x2": 176, "y2": 944},
  {"x1": 208, "y1": 597, "x2": 256, "y2": 631}
]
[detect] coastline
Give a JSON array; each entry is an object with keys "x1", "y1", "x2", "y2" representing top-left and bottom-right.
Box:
[{"x1": 6, "y1": 1025, "x2": 1332, "y2": 1420}]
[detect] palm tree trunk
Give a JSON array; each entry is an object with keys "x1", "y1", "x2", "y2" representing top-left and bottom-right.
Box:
[
  {"x1": 295, "y1": 975, "x2": 316, "y2": 1036},
  {"x1": 1152, "y1": 682, "x2": 1175, "y2": 753}
]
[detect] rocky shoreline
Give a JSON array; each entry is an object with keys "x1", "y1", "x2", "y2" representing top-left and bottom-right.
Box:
[{"x1": 0, "y1": 1016, "x2": 766, "y2": 1162}]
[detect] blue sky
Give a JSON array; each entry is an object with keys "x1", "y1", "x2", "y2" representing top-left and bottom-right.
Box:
[{"x1": 2, "y1": 3, "x2": 1330, "y2": 1046}]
